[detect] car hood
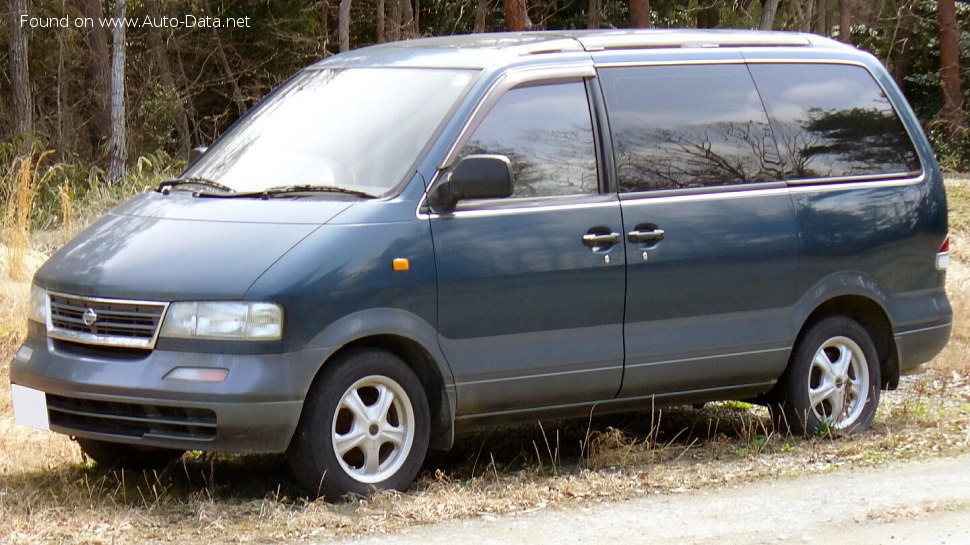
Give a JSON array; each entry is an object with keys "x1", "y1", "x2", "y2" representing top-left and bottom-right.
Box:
[{"x1": 34, "y1": 191, "x2": 354, "y2": 300}]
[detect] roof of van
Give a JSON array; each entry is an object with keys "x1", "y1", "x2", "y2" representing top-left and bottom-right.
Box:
[{"x1": 313, "y1": 29, "x2": 857, "y2": 69}]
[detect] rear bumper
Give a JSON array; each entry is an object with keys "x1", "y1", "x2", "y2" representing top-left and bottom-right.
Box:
[
  {"x1": 894, "y1": 321, "x2": 952, "y2": 374},
  {"x1": 9, "y1": 330, "x2": 332, "y2": 453}
]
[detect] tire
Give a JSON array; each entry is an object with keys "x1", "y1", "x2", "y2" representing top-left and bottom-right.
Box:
[
  {"x1": 288, "y1": 348, "x2": 431, "y2": 499},
  {"x1": 76, "y1": 437, "x2": 184, "y2": 471},
  {"x1": 772, "y1": 316, "x2": 881, "y2": 435}
]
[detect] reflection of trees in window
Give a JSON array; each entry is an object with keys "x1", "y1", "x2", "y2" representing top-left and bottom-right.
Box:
[
  {"x1": 615, "y1": 119, "x2": 783, "y2": 192},
  {"x1": 458, "y1": 82, "x2": 598, "y2": 198},
  {"x1": 602, "y1": 64, "x2": 784, "y2": 193},
  {"x1": 463, "y1": 124, "x2": 597, "y2": 197},
  {"x1": 749, "y1": 63, "x2": 922, "y2": 181},
  {"x1": 772, "y1": 107, "x2": 921, "y2": 179}
]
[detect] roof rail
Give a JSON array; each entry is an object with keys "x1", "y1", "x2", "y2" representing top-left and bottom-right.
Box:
[{"x1": 576, "y1": 31, "x2": 813, "y2": 52}]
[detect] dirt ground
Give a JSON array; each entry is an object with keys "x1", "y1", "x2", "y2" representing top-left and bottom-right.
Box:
[{"x1": 343, "y1": 454, "x2": 970, "y2": 545}]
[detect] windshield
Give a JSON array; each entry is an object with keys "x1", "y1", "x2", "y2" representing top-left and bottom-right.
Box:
[{"x1": 182, "y1": 67, "x2": 477, "y2": 195}]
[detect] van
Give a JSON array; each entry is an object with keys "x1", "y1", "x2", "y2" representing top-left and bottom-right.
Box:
[{"x1": 10, "y1": 30, "x2": 951, "y2": 498}]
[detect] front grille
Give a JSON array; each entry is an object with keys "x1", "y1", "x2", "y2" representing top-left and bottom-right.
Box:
[
  {"x1": 48, "y1": 292, "x2": 167, "y2": 349},
  {"x1": 47, "y1": 394, "x2": 217, "y2": 440}
]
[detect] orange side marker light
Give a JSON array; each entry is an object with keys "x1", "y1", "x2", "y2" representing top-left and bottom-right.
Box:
[{"x1": 392, "y1": 258, "x2": 410, "y2": 271}]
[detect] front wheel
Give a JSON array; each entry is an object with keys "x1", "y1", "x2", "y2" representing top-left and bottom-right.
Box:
[
  {"x1": 772, "y1": 316, "x2": 881, "y2": 435},
  {"x1": 288, "y1": 348, "x2": 430, "y2": 499}
]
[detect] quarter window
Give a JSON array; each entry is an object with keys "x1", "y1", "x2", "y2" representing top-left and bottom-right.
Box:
[
  {"x1": 458, "y1": 81, "x2": 598, "y2": 198},
  {"x1": 748, "y1": 63, "x2": 921, "y2": 180},
  {"x1": 600, "y1": 64, "x2": 782, "y2": 193}
]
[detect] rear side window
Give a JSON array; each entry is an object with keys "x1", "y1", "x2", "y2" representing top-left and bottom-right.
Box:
[
  {"x1": 748, "y1": 63, "x2": 921, "y2": 180},
  {"x1": 599, "y1": 64, "x2": 783, "y2": 193},
  {"x1": 459, "y1": 81, "x2": 598, "y2": 198}
]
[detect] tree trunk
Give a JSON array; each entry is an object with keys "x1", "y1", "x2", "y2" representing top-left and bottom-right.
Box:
[
  {"x1": 474, "y1": 0, "x2": 490, "y2": 32},
  {"x1": 57, "y1": 0, "x2": 67, "y2": 155},
  {"x1": 816, "y1": 0, "x2": 829, "y2": 35},
  {"x1": 172, "y1": 37, "x2": 200, "y2": 144},
  {"x1": 588, "y1": 0, "x2": 602, "y2": 28},
  {"x1": 414, "y1": 0, "x2": 419, "y2": 34},
  {"x1": 9, "y1": 0, "x2": 33, "y2": 137},
  {"x1": 146, "y1": 0, "x2": 191, "y2": 156},
  {"x1": 319, "y1": 0, "x2": 331, "y2": 54},
  {"x1": 937, "y1": 0, "x2": 965, "y2": 136},
  {"x1": 400, "y1": 0, "x2": 416, "y2": 38},
  {"x1": 503, "y1": 0, "x2": 532, "y2": 30},
  {"x1": 388, "y1": 0, "x2": 401, "y2": 40},
  {"x1": 888, "y1": 0, "x2": 915, "y2": 85},
  {"x1": 789, "y1": 0, "x2": 813, "y2": 32},
  {"x1": 759, "y1": 0, "x2": 781, "y2": 30},
  {"x1": 75, "y1": 0, "x2": 111, "y2": 156},
  {"x1": 629, "y1": 0, "x2": 651, "y2": 28},
  {"x1": 108, "y1": 0, "x2": 127, "y2": 182},
  {"x1": 697, "y1": 0, "x2": 719, "y2": 28},
  {"x1": 201, "y1": 1, "x2": 246, "y2": 116},
  {"x1": 339, "y1": 0, "x2": 351, "y2": 50},
  {"x1": 377, "y1": 0, "x2": 385, "y2": 42},
  {"x1": 838, "y1": 0, "x2": 851, "y2": 43}
]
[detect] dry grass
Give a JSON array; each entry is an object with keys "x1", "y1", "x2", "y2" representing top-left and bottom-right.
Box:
[
  {"x1": 1, "y1": 149, "x2": 52, "y2": 281},
  {"x1": 0, "y1": 180, "x2": 968, "y2": 544}
]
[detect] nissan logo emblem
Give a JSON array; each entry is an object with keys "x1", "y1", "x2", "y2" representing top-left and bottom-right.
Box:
[{"x1": 82, "y1": 308, "x2": 98, "y2": 327}]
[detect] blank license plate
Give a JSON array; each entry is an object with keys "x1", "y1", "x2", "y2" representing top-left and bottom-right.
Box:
[{"x1": 11, "y1": 384, "x2": 50, "y2": 431}]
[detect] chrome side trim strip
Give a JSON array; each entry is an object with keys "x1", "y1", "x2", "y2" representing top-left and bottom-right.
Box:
[
  {"x1": 787, "y1": 172, "x2": 925, "y2": 193},
  {"x1": 420, "y1": 198, "x2": 619, "y2": 219},
  {"x1": 893, "y1": 322, "x2": 952, "y2": 337},
  {"x1": 785, "y1": 171, "x2": 920, "y2": 186},
  {"x1": 454, "y1": 380, "x2": 778, "y2": 421},
  {"x1": 456, "y1": 364, "x2": 624, "y2": 387},
  {"x1": 623, "y1": 347, "x2": 790, "y2": 370},
  {"x1": 419, "y1": 172, "x2": 924, "y2": 218}
]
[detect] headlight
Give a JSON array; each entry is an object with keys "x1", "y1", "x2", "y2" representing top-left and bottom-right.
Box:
[
  {"x1": 160, "y1": 302, "x2": 283, "y2": 340},
  {"x1": 28, "y1": 285, "x2": 48, "y2": 325}
]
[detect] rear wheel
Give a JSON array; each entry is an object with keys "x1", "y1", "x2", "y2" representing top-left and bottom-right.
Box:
[
  {"x1": 288, "y1": 348, "x2": 430, "y2": 499},
  {"x1": 772, "y1": 316, "x2": 881, "y2": 435},
  {"x1": 76, "y1": 437, "x2": 184, "y2": 471}
]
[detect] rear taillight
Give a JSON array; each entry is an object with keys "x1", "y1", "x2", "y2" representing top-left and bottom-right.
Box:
[{"x1": 937, "y1": 234, "x2": 950, "y2": 271}]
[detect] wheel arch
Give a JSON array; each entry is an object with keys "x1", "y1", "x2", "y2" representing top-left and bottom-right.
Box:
[
  {"x1": 302, "y1": 309, "x2": 457, "y2": 451},
  {"x1": 326, "y1": 335, "x2": 453, "y2": 450},
  {"x1": 793, "y1": 294, "x2": 899, "y2": 390}
]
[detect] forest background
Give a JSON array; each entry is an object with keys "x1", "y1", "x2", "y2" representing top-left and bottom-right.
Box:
[{"x1": 1, "y1": 0, "x2": 968, "y2": 231}]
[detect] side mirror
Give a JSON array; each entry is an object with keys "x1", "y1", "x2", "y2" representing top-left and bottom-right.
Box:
[
  {"x1": 189, "y1": 146, "x2": 208, "y2": 163},
  {"x1": 429, "y1": 155, "x2": 514, "y2": 211}
]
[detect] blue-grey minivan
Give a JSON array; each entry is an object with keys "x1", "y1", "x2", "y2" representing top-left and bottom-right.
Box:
[{"x1": 10, "y1": 30, "x2": 951, "y2": 498}]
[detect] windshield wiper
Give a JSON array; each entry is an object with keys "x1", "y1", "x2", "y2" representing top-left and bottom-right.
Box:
[
  {"x1": 264, "y1": 184, "x2": 377, "y2": 199},
  {"x1": 192, "y1": 184, "x2": 377, "y2": 200},
  {"x1": 158, "y1": 177, "x2": 235, "y2": 194}
]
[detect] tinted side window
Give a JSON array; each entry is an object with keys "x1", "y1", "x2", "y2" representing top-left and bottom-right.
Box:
[
  {"x1": 748, "y1": 63, "x2": 921, "y2": 180},
  {"x1": 600, "y1": 64, "x2": 782, "y2": 193},
  {"x1": 459, "y1": 81, "x2": 598, "y2": 197}
]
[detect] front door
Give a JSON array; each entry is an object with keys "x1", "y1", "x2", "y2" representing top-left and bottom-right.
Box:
[{"x1": 430, "y1": 78, "x2": 626, "y2": 415}]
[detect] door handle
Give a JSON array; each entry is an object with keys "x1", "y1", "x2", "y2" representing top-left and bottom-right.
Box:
[
  {"x1": 628, "y1": 228, "x2": 665, "y2": 244},
  {"x1": 582, "y1": 232, "x2": 620, "y2": 248}
]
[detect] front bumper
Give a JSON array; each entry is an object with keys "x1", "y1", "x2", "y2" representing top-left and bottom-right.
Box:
[{"x1": 10, "y1": 328, "x2": 332, "y2": 453}]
